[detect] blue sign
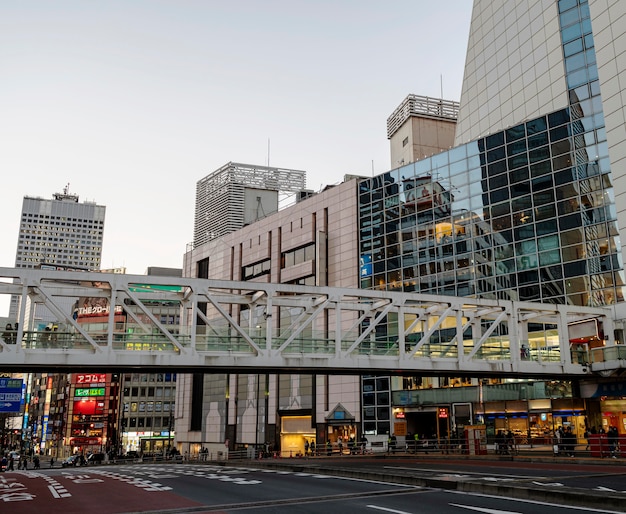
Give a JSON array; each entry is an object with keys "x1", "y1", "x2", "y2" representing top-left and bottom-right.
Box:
[
  {"x1": 360, "y1": 254, "x2": 373, "y2": 277},
  {"x1": 0, "y1": 378, "x2": 23, "y2": 413}
]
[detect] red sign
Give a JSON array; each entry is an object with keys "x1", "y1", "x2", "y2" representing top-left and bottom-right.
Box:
[
  {"x1": 73, "y1": 399, "x2": 105, "y2": 415},
  {"x1": 75, "y1": 373, "x2": 107, "y2": 385},
  {"x1": 438, "y1": 408, "x2": 449, "y2": 419}
]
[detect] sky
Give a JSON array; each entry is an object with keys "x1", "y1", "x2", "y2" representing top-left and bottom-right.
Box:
[{"x1": 0, "y1": 1, "x2": 473, "y2": 314}]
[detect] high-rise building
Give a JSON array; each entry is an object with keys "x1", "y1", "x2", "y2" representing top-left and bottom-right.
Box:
[
  {"x1": 9, "y1": 185, "x2": 106, "y2": 320},
  {"x1": 180, "y1": 0, "x2": 626, "y2": 454},
  {"x1": 7, "y1": 186, "x2": 105, "y2": 460},
  {"x1": 357, "y1": 0, "x2": 626, "y2": 440},
  {"x1": 194, "y1": 162, "x2": 306, "y2": 247}
]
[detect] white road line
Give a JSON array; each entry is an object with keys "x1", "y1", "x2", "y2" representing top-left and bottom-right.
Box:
[
  {"x1": 384, "y1": 466, "x2": 547, "y2": 480},
  {"x1": 449, "y1": 503, "x2": 521, "y2": 514},
  {"x1": 366, "y1": 505, "x2": 411, "y2": 514}
]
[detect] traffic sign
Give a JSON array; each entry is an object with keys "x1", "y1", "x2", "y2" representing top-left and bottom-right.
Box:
[{"x1": 0, "y1": 378, "x2": 23, "y2": 412}]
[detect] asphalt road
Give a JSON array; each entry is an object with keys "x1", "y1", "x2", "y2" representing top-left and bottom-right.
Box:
[
  {"x1": 1, "y1": 460, "x2": 625, "y2": 513},
  {"x1": 304, "y1": 456, "x2": 626, "y2": 493}
]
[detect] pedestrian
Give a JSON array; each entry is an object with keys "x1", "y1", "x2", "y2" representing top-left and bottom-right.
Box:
[
  {"x1": 304, "y1": 440, "x2": 309, "y2": 456},
  {"x1": 326, "y1": 440, "x2": 332, "y2": 456},
  {"x1": 8, "y1": 456, "x2": 14, "y2": 471},
  {"x1": 388, "y1": 433, "x2": 397, "y2": 454},
  {"x1": 22, "y1": 458, "x2": 28, "y2": 470},
  {"x1": 310, "y1": 440, "x2": 316, "y2": 456},
  {"x1": 608, "y1": 426, "x2": 619, "y2": 458},
  {"x1": 33, "y1": 455, "x2": 40, "y2": 469},
  {"x1": 50, "y1": 457, "x2": 55, "y2": 468}
]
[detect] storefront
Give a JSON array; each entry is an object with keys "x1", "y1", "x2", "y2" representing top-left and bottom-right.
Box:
[
  {"x1": 280, "y1": 414, "x2": 315, "y2": 457},
  {"x1": 482, "y1": 398, "x2": 587, "y2": 445},
  {"x1": 580, "y1": 380, "x2": 626, "y2": 434}
]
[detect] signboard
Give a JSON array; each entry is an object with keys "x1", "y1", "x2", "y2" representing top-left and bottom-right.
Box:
[
  {"x1": 75, "y1": 388, "x2": 106, "y2": 397},
  {"x1": 393, "y1": 421, "x2": 407, "y2": 436},
  {"x1": 75, "y1": 373, "x2": 107, "y2": 385},
  {"x1": 0, "y1": 378, "x2": 23, "y2": 412}
]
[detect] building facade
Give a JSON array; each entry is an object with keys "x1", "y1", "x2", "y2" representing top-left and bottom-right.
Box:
[
  {"x1": 9, "y1": 186, "x2": 106, "y2": 320},
  {"x1": 194, "y1": 162, "x2": 306, "y2": 247},
  {"x1": 5, "y1": 187, "x2": 106, "y2": 460},
  {"x1": 357, "y1": 0, "x2": 626, "y2": 442},
  {"x1": 180, "y1": 177, "x2": 364, "y2": 456},
  {"x1": 178, "y1": 0, "x2": 626, "y2": 453}
]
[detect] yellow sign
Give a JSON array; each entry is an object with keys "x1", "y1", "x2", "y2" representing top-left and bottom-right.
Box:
[{"x1": 394, "y1": 422, "x2": 407, "y2": 436}]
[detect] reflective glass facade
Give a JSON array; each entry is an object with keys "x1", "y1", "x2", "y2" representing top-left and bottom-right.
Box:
[{"x1": 359, "y1": 0, "x2": 623, "y2": 309}]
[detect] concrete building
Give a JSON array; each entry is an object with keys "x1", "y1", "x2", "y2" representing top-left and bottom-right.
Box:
[
  {"x1": 5, "y1": 187, "x2": 105, "y2": 460},
  {"x1": 8, "y1": 185, "x2": 106, "y2": 321},
  {"x1": 180, "y1": 177, "x2": 364, "y2": 456},
  {"x1": 388, "y1": 94, "x2": 459, "y2": 168},
  {"x1": 194, "y1": 162, "x2": 306, "y2": 247}
]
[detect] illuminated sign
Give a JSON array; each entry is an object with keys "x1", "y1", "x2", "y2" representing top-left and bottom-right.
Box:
[
  {"x1": 75, "y1": 374, "x2": 107, "y2": 385},
  {"x1": 438, "y1": 408, "x2": 449, "y2": 419},
  {"x1": 75, "y1": 388, "x2": 105, "y2": 397}
]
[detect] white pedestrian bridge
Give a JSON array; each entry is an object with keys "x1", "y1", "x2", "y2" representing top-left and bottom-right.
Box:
[{"x1": 0, "y1": 267, "x2": 624, "y2": 377}]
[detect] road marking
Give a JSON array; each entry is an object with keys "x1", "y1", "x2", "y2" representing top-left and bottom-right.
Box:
[
  {"x1": 594, "y1": 486, "x2": 626, "y2": 493},
  {"x1": 531, "y1": 481, "x2": 564, "y2": 487},
  {"x1": 366, "y1": 505, "x2": 411, "y2": 513},
  {"x1": 449, "y1": 503, "x2": 521, "y2": 514},
  {"x1": 384, "y1": 466, "x2": 546, "y2": 480}
]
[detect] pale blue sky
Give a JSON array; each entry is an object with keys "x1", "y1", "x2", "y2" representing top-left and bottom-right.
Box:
[{"x1": 0, "y1": 1, "x2": 472, "y2": 312}]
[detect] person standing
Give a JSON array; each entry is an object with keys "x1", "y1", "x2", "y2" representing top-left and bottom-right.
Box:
[{"x1": 608, "y1": 426, "x2": 619, "y2": 458}]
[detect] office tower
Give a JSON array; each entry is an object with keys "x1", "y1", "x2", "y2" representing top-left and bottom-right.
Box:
[
  {"x1": 194, "y1": 162, "x2": 306, "y2": 247},
  {"x1": 8, "y1": 186, "x2": 105, "y2": 459},
  {"x1": 9, "y1": 186, "x2": 106, "y2": 320},
  {"x1": 357, "y1": 0, "x2": 626, "y2": 440}
]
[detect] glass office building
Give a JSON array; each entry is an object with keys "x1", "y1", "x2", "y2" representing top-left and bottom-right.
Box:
[{"x1": 358, "y1": 0, "x2": 625, "y2": 439}]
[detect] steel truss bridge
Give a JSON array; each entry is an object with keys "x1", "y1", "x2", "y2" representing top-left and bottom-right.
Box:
[{"x1": 0, "y1": 267, "x2": 624, "y2": 376}]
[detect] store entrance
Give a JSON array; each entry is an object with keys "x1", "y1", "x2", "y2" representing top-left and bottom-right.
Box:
[{"x1": 405, "y1": 411, "x2": 437, "y2": 441}]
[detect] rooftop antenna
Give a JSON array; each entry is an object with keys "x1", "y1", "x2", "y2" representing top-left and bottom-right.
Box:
[
  {"x1": 371, "y1": 160, "x2": 374, "y2": 177},
  {"x1": 440, "y1": 74, "x2": 443, "y2": 98},
  {"x1": 267, "y1": 138, "x2": 271, "y2": 167}
]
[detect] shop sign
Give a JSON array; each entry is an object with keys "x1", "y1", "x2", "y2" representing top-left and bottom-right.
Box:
[
  {"x1": 75, "y1": 373, "x2": 107, "y2": 385},
  {"x1": 438, "y1": 407, "x2": 449, "y2": 418},
  {"x1": 75, "y1": 387, "x2": 106, "y2": 397}
]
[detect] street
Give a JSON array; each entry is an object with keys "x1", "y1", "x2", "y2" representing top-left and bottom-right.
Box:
[{"x1": 1, "y1": 462, "x2": 625, "y2": 513}]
